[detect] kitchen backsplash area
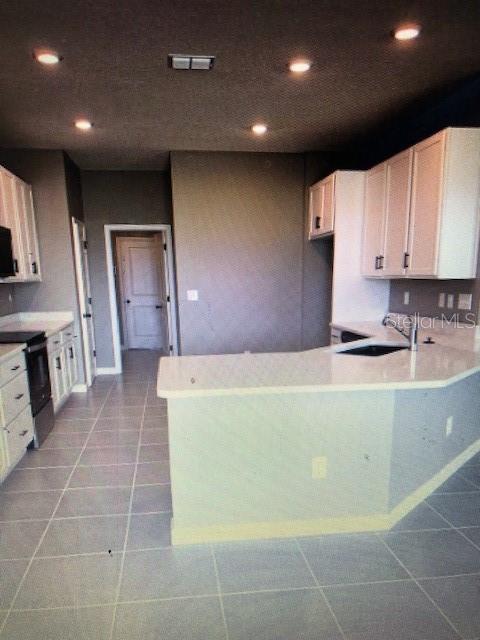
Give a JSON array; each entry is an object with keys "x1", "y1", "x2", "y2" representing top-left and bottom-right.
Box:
[
  {"x1": 0, "y1": 286, "x2": 15, "y2": 316},
  {"x1": 389, "y1": 278, "x2": 480, "y2": 324}
]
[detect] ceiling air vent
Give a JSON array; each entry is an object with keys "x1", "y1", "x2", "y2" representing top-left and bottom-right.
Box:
[{"x1": 168, "y1": 54, "x2": 215, "y2": 70}]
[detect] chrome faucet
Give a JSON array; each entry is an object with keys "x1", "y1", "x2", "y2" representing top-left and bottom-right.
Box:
[{"x1": 382, "y1": 313, "x2": 419, "y2": 351}]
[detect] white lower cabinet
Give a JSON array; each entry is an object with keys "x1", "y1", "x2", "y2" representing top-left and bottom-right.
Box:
[
  {"x1": 48, "y1": 323, "x2": 79, "y2": 412},
  {"x1": 0, "y1": 351, "x2": 34, "y2": 482}
]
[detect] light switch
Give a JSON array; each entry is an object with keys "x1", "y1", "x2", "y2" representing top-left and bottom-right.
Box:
[
  {"x1": 403, "y1": 291, "x2": 410, "y2": 305},
  {"x1": 187, "y1": 290, "x2": 199, "y2": 301},
  {"x1": 438, "y1": 293, "x2": 445, "y2": 308},
  {"x1": 447, "y1": 294, "x2": 455, "y2": 309},
  {"x1": 458, "y1": 293, "x2": 473, "y2": 311},
  {"x1": 312, "y1": 456, "x2": 328, "y2": 479}
]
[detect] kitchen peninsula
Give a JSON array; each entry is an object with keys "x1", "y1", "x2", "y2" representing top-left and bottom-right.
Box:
[{"x1": 158, "y1": 321, "x2": 480, "y2": 545}]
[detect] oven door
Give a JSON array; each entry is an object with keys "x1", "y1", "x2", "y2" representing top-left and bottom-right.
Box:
[{"x1": 25, "y1": 342, "x2": 52, "y2": 416}]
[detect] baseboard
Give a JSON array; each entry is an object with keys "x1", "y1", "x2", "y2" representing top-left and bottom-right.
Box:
[
  {"x1": 96, "y1": 367, "x2": 121, "y2": 375},
  {"x1": 72, "y1": 383, "x2": 88, "y2": 393}
]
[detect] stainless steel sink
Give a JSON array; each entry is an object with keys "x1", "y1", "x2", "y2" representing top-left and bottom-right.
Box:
[{"x1": 338, "y1": 344, "x2": 408, "y2": 357}]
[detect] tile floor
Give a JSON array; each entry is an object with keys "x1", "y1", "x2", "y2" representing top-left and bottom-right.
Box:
[{"x1": 1, "y1": 350, "x2": 480, "y2": 639}]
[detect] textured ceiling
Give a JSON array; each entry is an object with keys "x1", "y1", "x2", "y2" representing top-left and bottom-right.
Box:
[{"x1": 0, "y1": 0, "x2": 479, "y2": 169}]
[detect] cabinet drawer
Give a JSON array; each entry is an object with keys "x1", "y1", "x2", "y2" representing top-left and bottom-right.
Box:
[
  {"x1": 4, "y1": 404, "x2": 33, "y2": 467},
  {"x1": 0, "y1": 351, "x2": 26, "y2": 386},
  {"x1": 61, "y1": 325, "x2": 75, "y2": 344},
  {"x1": 0, "y1": 371, "x2": 30, "y2": 426}
]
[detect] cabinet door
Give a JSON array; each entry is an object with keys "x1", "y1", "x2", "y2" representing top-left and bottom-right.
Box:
[
  {"x1": 308, "y1": 174, "x2": 335, "y2": 239},
  {"x1": 308, "y1": 183, "x2": 324, "y2": 239},
  {"x1": 362, "y1": 163, "x2": 387, "y2": 276},
  {"x1": 50, "y1": 350, "x2": 67, "y2": 410},
  {"x1": 321, "y1": 173, "x2": 335, "y2": 235},
  {"x1": 407, "y1": 131, "x2": 445, "y2": 277},
  {"x1": 18, "y1": 182, "x2": 41, "y2": 280},
  {"x1": 382, "y1": 149, "x2": 413, "y2": 277},
  {"x1": 0, "y1": 170, "x2": 27, "y2": 279},
  {"x1": 66, "y1": 342, "x2": 78, "y2": 389}
]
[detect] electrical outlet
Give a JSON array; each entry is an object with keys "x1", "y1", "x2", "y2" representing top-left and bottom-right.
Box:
[
  {"x1": 458, "y1": 293, "x2": 473, "y2": 311},
  {"x1": 447, "y1": 294, "x2": 455, "y2": 309},
  {"x1": 403, "y1": 291, "x2": 410, "y2": 305},
  {"x1": 187, "y1": 290, "x2": 199, "y2": 301},
  {"x1": 446, "y1": 416, "x2": 453, "y2": 437},
  {"x1": 312, "y1": 456, "x2": 328, "y2": 479},
  {"x1": 438, "y1": 293, "x2": 445, "y2": 308}
]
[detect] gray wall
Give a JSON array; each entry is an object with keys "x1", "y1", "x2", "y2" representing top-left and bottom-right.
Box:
[
  {"x1": 171, "y1": 151, "x2": 308, "y2": 355},
  {"x1": 0, "y1": 286, "x2": 15, "y2": 316},
  {"x1": 302, "y1": 153, "x2": 334, "y2": 348},
  {"x1": 0, "y1": 149, "x2": 85, "y2": 381},
  {"x1": 81, "y1": 170, "x2": 173, "y2": 368}
]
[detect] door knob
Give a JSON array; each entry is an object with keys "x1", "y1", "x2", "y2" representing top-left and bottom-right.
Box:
[
  {"x1": 125, "y1": 299, "x2": 131, "y2": 304},
  {"x1": 156, "y1": 304, "x2": 163, "y2": 309}
]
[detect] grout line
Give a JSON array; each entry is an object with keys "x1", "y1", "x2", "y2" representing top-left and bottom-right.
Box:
[
  {"x1": 294, "y1": 538, "x2": 347, "y2": 639},
  {"x1": 1, "y1": 482, "x2": 171, "y2": 495},
  {"x1": 210, "y1": 545, "x2": 230, "y2": 640},
  {"x1": 14, "y1": 457, "x2": 169, "y2": 470},
  {"x1": 457, "y1": 470, "x2": 480, "y2": 490},
  {"x1": 0, "y1": 509, "x2": 172, "y2": 525},
  {"x1": 0, "y1": 380, "x2": 117, "y2": 638},
  {"x1": 426, "y1": 501, "x2": 480, "y2": 554},
  {"x1": 107, "y1": 380, "x2": 149, "y2": 640},
  {"x1": 376, "y1": 533, "x2": 464, "y2": 638}
]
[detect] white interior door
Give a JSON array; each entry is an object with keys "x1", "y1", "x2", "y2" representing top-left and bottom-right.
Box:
[
  {"x1": 117, "y1": 236, "x2": 167, "y2": 351},
  {"x1": 72, "y1": 218, "x2": 97, "y2": 386}
]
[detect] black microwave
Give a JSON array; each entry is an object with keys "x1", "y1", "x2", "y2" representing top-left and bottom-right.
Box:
[{"x1": 0, "y1": 226, "x2": 15, "y2": 277}]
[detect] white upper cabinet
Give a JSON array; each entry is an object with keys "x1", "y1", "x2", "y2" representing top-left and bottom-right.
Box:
[
  {"x1": 361, "y1": 128, "x2": 480, "y2": 279},
  {"x1": 382, "y1": 148, "x2": 413, "y2": 277},
  {"x1": 362, "y1": 163, "x2": 387, "y2": 276},
  {"x1": 308, "y1": 173, "x2": 335, "y2": 239},
  {"x1": 0, "y1": 165, "x2": 41, "y2": 282}
]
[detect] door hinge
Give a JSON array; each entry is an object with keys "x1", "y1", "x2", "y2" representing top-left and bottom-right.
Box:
[
  {"x1": 83, "y1": 240, "x2": 88, "y2": 250},
  {"x1": 163, "y1": 243, "x2": 167, "y2": 251},
  {"x1": 169, "y1": 345, "x2": 173, "y2": 352},
  {"x1": 88, "y1": 297, "x2": 92, "y2": 304},
  {"x1": 93, "y1": 349, "x2": 96, "y2": 357},
  {"x1": 167, "y1": 295, "x2": 170, "y2": 302}
]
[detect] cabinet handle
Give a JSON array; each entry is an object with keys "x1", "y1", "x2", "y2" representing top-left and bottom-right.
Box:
[
  {"x1": 56, "y1": 357, "x2": 62, "y2": 370},
  {"x1": 19, "y1": 430, "x2": 29, "y2": 437},
  {"x1": 315, "y1": 216, "x2": 321, "y2": 230},
  {"x1": 69, "y1": 347, "x2": 74, "y2": 359},
  {"x1": 83, "y1": 313, "x2": 92, "y2": 318},
  {"x1": 403, "y1": 252, "x2": 410, "y2": 269},
  {"x1": 32, "y1": 261, "x2": 38, "y2": 274},
  {"x1": 14, "y1": 393, "x2": 24, "y2": 400},
  {"x1": 13, "y1": 259, "x2": 18, "y2": 274},
  {"x1": 10, "y1": 365, "x2": 20, "y2": 371}
]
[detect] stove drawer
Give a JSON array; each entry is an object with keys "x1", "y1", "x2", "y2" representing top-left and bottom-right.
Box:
[
  {"x1": 4, "y1": 405, "x2": 33, "y2": 466},
  {"x1": 0, "y1": 351, "x2": 26, "y2": 387},
  {"x1": 0, "y1": 370, "x2": 30, "y2": 427}
]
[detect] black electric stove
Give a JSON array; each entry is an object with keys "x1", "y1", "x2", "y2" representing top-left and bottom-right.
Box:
[{"x1": 0, "y1": 330, "x2": 54, "y2": 447}]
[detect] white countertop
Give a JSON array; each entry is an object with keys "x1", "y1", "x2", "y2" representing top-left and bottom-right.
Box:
[
  {"x1": 158, "y1": 318, "x2": 480, "y2": 398},
  {"x1": 0, "y1": 312, "x2": 75, "y2": 338},
  {"x1": 0, "y1": 343, "x2": 26, "y2": 364}
]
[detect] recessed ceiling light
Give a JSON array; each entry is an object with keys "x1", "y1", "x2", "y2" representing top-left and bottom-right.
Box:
[
  {"x1": 34, "y1": 50, "x2": 61, "y2": 65},
  {"x1": 252, "y1": 123, "x2": 268, "y2": 136},
  {"x1": 75, "y1": 119, "x2": 93, "y2": 131},
  {"x1": 289, "y1": 60, "x2": 312, "y2": 73},
  {"x1": 393, "y1": 24, "x2": 421, "y2": 40}
]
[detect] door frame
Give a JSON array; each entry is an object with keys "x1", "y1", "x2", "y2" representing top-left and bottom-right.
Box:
[
  {"x1": 71, "y1": 217, "x2": 97, "y2": 388},
  {"x1": 104, "y1": 224, "x2": 178, "y2": 374}
]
